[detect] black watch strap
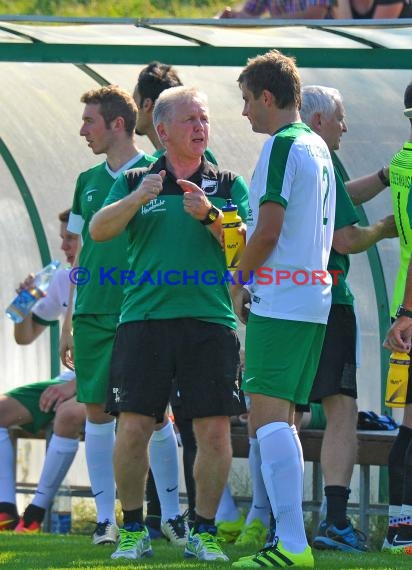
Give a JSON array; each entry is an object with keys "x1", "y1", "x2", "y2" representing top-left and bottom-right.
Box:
[
  {"x1": 200, "y1": 205, "x2": 220, "y2": 226},
  {"x1": 396, "y1": 305, "x2": 412, "y2": 319}
]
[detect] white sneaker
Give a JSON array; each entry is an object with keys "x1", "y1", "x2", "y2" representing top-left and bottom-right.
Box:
[
  {"x1": 111, "y1": 525, "x2": 152, "y2": 560},
  {"x1": 161, "y1": 514, "x2": 190, "y2": 545},
  {"x1": 92, "y1": 519, "x2": 118, "y2": 545},
  {"x1": 184, "y1": 527, "x2": 229, "y2": 562}
]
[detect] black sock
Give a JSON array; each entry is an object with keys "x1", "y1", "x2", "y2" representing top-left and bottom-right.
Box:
[
  {"x1": 389, "y1": 425, "x2": 412, "y2": 506},
  {"x1": 325, "y1": 485, "x2": 350, "y2": 529},
  {"x1": 123, "y1": 507, "x2": 144, "y2": 526},
  {"x1": 23, "y1": 504, "x2": 45, "y2": 525},
  {"x1": 193, "y1": 514, "x2": 215, "y2": 534}
]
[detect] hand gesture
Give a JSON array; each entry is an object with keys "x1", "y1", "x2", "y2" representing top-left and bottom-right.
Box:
[
  {"x1": 134, "y1": 170, "x2": 166, "y2": 205},
  {"x1": 177, "y1": 179, "x2": 211, "y2": 220}
]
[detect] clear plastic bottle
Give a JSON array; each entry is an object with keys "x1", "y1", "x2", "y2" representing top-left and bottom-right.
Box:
[
  {"x1": 51, "y1": 480, "x2": 72, "y2": 534},
  {"x1": 222, "y1": 199, "x2": 245, "y2": 270},
  {"x1": 5, "y1": 260, "x2": 60, "y2": 323},
  {"x1": 385, "y1": 351, "x2": 411, "y2": 407}
]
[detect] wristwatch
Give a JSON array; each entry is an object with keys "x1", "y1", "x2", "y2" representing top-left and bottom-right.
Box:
[
  {"x1": 200, "y1": 205, "x2": 220, "y2": 226},
  {"x1": 396, "y1": 305, "x2": 412, "y2": 319}
]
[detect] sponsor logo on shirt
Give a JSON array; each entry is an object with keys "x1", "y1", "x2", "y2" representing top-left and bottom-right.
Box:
[
  {"x1": 85, "y1": 188, "x2": 98, "y2": 202},
  {"x1": 141, "y1": 198, "x2": 166, "y2": 215},
  {"x1": 201, "y1": 179, "x2": 218, "y2": 195}
]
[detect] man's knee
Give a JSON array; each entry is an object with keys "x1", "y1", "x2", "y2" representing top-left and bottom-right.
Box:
[
  {"x1": 193, "y1": 416, "x2": 231, "y2": 453},
  {"x1": 0, "y1": 394, "x2": 32, "y2": 427},
  {"x1": 54, "y1": 400, "x2": 86, "y2": 435}
]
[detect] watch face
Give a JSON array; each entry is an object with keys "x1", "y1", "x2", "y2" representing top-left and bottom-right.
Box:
[{"x1": 209, "y1": 210, "x2": 218, "y2": 221}]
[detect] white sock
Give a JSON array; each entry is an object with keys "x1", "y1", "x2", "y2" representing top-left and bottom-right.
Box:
[
  {"x1": 149, "y1": 420, "x2": 180, "y2": 522},
  {"x1": 246, "y1": 437, "x2": 270, "y2": 526},
  {"x1": 0, "y1": 427, "x2": 16, "y2": 504},
  {"x1": 32, "y1": 435, "x2": 79, "y2": 509},
  {"x1": 85, "y1": 420, "x2": 116, "y2": 523},
  {"x1": 257, "y1": 422, "x2": 308, "y2": 553},
  {"x1": 216, "y1": 484, "x2": 239, "y2": 523},
  {"x1": 289, "y1": 425, "x2": 304, "y2": 500}
]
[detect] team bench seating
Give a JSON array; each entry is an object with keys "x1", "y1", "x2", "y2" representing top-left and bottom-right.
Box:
[{"x1": 231, "y1": 425, "x2": 397, "y2": 534}]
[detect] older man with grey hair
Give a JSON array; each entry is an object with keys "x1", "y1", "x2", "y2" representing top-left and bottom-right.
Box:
[
  {"x1": 296, "y1": 84, "x2": 397, "y2": 553},
  {"x1": 90, "y1": 86, "x2": 248, "y2": 562}
]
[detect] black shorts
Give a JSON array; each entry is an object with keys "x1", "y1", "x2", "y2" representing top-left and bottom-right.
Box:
[
  {"x1": 308, "y1": 304, "x2": 357, "y2": 402},
  {"x1": 106, "y1": 318, "x2": 245, "y2": 422}
]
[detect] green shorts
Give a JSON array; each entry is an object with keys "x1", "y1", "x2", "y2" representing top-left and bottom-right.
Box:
[
  {"x1": 6, "y1": 379, "x2": 62, "y2": 433},
  {"x1": 73, "y1": 314, "x2": 119, "y2": 404},
  {"x1": 244, "y1": 313, "x2": 326, "y2": 405}
]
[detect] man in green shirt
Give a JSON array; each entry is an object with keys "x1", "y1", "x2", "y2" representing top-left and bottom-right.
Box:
[
  {"x1": 90, "y1": 86, "x2": 248, "y2": 562},
  {"x1": 60, "y1": 85, "x2": 156, "y2": 545},
  {"x1": 299, "y1": 85, "x2": 397, "y2": 555}
]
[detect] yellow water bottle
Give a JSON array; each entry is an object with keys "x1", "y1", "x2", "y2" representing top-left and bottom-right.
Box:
[
  {"x1": 222, "y1": 199, "x2": 245, "y2": 270},
  {"x1": 385, "y1": 351, "x2": 411, "y2": 408}
]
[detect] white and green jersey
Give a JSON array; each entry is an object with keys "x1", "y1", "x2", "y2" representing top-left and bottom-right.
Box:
[
  {"x1": 104, "y1": 155, "x2": 249, "y2": 329},
  {"x1": 247, "y1": 122, "x2": 335, "y2": 324},
  {"x1": 68, "y1": 153, "x2": 156, "y2": 315},
  {"x1": 390, "y1": 141, "x2": 412, "y2": 317}
]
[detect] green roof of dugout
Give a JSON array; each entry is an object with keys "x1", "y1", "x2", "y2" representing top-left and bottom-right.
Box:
[{"x1": 1, "y1": 16, "x2": 411, "y2": 416}]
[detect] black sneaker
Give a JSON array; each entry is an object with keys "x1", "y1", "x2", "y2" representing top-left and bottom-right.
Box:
[{"x1": 161, "y1": 514, "x2": 189, "y2": 545}]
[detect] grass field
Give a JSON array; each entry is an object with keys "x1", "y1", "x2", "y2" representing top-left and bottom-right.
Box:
[{"x1": 1, "y1": 533, "x2": 412, "y2": 570}]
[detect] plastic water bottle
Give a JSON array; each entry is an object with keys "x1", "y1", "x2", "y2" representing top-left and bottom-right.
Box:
[
  {"x1": 5, "y1": 260, "x2": 60, "y2": 323},
  {"x1": 222, "y1": 199, "x2": 245, "y2": 270},
  {"x1": 51, "y1": 481, "x2": 72, "y2": 534},
  {"x1": 385, "y1": 351, "x2": 411, "y2": 408}
]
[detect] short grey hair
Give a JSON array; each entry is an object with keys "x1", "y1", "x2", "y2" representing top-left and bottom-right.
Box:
[
  {"x1": 300, "y1": 85, "x2": 343, "y2": 124},
  {"x1": 153, "y1": 86, "x2": 209, "y2": 128}
]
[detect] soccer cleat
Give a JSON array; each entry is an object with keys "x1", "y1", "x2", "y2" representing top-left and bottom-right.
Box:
[
  {"x1": 313, "y1": 519, "x2": 368, "y2": 553},
  {"x1": 217, "y1": 514, "x2": 245, "y2": 543},
  {"x1": 92, "y1": 519, "x2": 118, "y2": 545},
  {"x1": 235, "y1": 518, "x2": 268, "y2": 549},
  {"x1": 381, "y1": 536, "x2": 408, "y2": 553},
  {"x1": 184, "y1": 526, "x2": 229, "y2": 562},
  {"x1": 232, "y1": 538, "x2": 314, "y2": 567},
  {"x1": 0, "y1": 512, "x2": 18, "y2": 531},
  {"x1": 111, "y1": 524, "x2": 152, "y2": 560},
  {"x1": 161, "y1": 514, "x2": 190, "y2": 545},
  {"x1": 387, "y1": 525, "x2": 412, "y2": 554},
  {"x1": 14, "y1": 519, "x2": 41, "y2": 533}
]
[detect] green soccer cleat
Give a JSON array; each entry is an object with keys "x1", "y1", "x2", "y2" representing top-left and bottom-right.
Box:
[
  {"x1": 232, "y1": 538, "x2": 314, "y2": 568},
  {"x1": 217, "y1": 514, "x2": 245, "y2": 543},
  {"x1": 185, "y1": 527, "x2": 229, "y2": 562},
  {"x1": 235, "y1": 518, "x2": 268, "y2": 550},
  {"x1": 111, "y1": 524, "x2": 152, "y2": 560}
]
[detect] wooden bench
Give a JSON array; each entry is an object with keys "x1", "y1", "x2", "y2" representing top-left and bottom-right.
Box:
[{"x1": 231, "y1": 425, "x2": 397, "y2": 534}]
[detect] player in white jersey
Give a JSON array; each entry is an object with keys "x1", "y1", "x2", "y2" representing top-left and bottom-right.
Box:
[
  {"x1": 0, "y1": 210, "x2": 85, "y2": 533},
  {"x1": 231, "y1": 50, "x2": 335, "y2": 569}
]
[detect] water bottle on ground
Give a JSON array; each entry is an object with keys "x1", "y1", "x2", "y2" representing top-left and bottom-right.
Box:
[
  {"x1": 5, "y1": 260, "x2": 60, "y2": 323},
  {"x1": 51, "y1": 480, "x2": 72, "y2": 534}
]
